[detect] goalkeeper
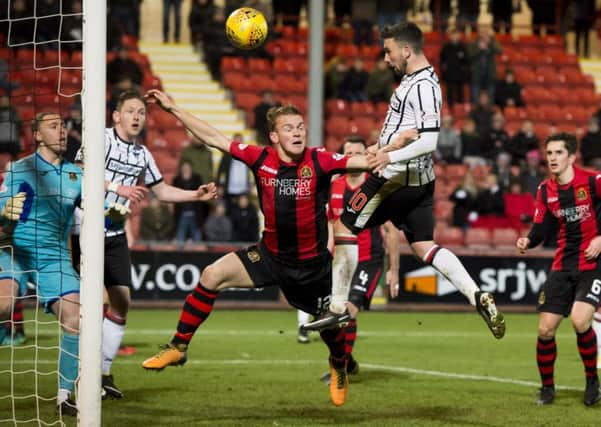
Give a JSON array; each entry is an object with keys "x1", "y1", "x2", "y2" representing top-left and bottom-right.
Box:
[{"x1": 0, "y1": 112, "x2": 88, "y2": 416}]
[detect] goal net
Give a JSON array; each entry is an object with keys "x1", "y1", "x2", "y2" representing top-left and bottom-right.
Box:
[{"x1": 0, "y1": 1, "x2": 105, "y2": 425}]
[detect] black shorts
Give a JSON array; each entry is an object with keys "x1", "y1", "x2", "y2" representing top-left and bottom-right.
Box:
[
  {"x1": 104, "y1": 234, "x2": 132, "y2": 287},
  {"x1": 537, "y1": 270, "x2": 601, "y2": 316},
  {"x1": 341, "y1": 174, "x2": 435, "y2": 243},
  {"x1": 236, "y1": 243, "x2": 332, "y2": 316},
  {"x1": 348, "y1": 259, "x2": 383, "y2": 310}
]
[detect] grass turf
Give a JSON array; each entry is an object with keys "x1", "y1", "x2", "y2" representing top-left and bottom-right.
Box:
[{"x1": 1, "y1": 309, "x2": 600, "y2": 426}]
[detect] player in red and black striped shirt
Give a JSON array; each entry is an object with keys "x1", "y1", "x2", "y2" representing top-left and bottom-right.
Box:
[
  {"x1": 141, "y1": 90, "x2": 370, "y2": 406},
  {"x1": 320, "y1": 135, "x2": 400, "y2": 383},
  {"x1": 517, "y1": 133, "x2": 601, "y2": 406}
]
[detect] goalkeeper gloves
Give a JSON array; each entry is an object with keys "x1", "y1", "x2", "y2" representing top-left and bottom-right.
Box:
[
  {"x1": 104, "y1": 202, "x2": 131, "y2": 225},
  {"x1": 1, "y1": 192, "x2": 26, "y2": 221}
]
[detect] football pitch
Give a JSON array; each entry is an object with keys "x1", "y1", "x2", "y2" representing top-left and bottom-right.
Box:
[{"x1": 2, "y1": 309, "x2": 601, "y2": 426}]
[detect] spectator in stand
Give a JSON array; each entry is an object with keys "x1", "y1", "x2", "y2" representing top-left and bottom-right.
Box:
[
  {"x1": 179, "y1": 135, "x2": 214, "y2": 185},
  {"x1": 572, "y1": 0, "x2": 595, "y2": 58},
  {"x1": 492, "y1": 151, "x2": 514, "y2": 191},
  {"x1": 60, "y1": 0, "x2": 83, "y2": 54},
  {"x1": 0, "y1": 60, "x2": 18, "y2": 93},
  {"x1": 457, "y1": 0, "x2": 480, "y2": 33},
  {"x1": 440, "y1": 28, "x2": 469, "y2": 107},
  {"x1": 490, "y1": 0, "x2": 514, "y2": 34},
  {"x1": 163, "y1": 0, "x2": 183, "y2": 43},
  {"x1": 64, "y1": 102, "x2": 83, "y2": 163},
  {"x1": 107, "y1": 46, "x2": 143, "y2": 87},
  {"x1": 519, "y1": 149, "x2": 545, "y2": 197},
  {"x1": 272, "y1": 0, "x2": 304, "y2": 27},
  {"x1": 203, "y1": 8, "x2": 236, "y2": 81},
  {"x1": 0, "y1": 94, "x2": 21, "y2": 159},
  {"x1": 484, "y1": 112, "x2": 510, "y2": 161},
  {"x1": 173, "y1": 161, "x2": 207, "y2": 243},
  {"x1": 450, "y1": 169, "x2": 478, "y2": 229},
  {"x1": 139, "y1": 196, "x2": 175, "y2": 242},
  {"x1": 366, "y1": 57, "x2": 395, "y2": 103},
  {"x1": 36, "y1": 0, "x2": 60, "y2": 47},
  {"x1": 325, "y1": 57, "x2": 349, "y2": 99},
  {"x1": 473, "y1": 173, "x2": 505, "y2": 218},
  {"x1": 253, "y1": 91, "x2": 279, "y2": 146},
  {"x1": 107, "y1": 77, "x2": 137, "y2": 114},
  {"x1": 230, "y1": 193, "x2": 259, "y2": 242},
  {"x1": 494, "y1": 69, "x2": 524, "y2": 110},
  {"x1": 188, "y1": 0, "x2": 216, "y2": 49},
  {"x1": 527, "y1": 0, "x2": 559, "y2": 35},
  {"x1": 375, "y1": 0, "x2": 412, "y2": 31},
  {"x1": 580, "y1": 117, "x2": 601, "y2": 169},
  {"x1": 338, "y1": 58, "x2": 369, "y2": 102},
  {"x1": 460, "y1": 117, "x2": 486, "y2": 167},
  {"x1": 204, "y1": 201, "x2": 233, "y2": 242},
  {"x1": 8, "y1": 0, "x2": 34, "y2": 45},
  {"x1": 470, "y1": 91, "x2": 495, "y2": 140},
  {"x1": 244, "y1": 0, "x2": 273, "y2": 26},
  {"x1": 109, "y1": 0, "x2": 140, "y2": 37},
  {"x1": 347, "y1": 0, "x2": 378, "y2": 46},
  {"x1": 436, "y1": 115, "x2": 462, "y2": 164},
  {"x1": 508, "y1": 119, "x2": 538, "y2": 165},
  {"x1": 467, "y1": 27, "x2": 501, "y2": 104},
  {"x1": 429, "y1": 0, "x2": 452, "y2": 33},
  {"x1": 107, "y1": 6, "x2": 125, "y2": 52},
  {"x1": 216, "y1": 133, "x2": 252, "y2": 213},
  {"x1": 505, "y1": 179, "x2": 535, "y2": 227}
]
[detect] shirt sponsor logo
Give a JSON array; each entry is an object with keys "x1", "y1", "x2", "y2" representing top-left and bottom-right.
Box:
[
  {"x1": 260, "y1": 177, "x2": 312, "y2": 198},
  {"x1": 552, "y1": 204, "x2": 591, "y2": 223},
  {"x1": 107, "y1": 159, "x2": 144, "y2": 176}
]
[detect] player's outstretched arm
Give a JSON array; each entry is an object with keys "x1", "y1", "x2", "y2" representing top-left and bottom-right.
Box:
[
  {"x1": 151, "y1": 181, "x2": 218, "y2": 203},
  {"x1": 145, "y1": 89, "x2": 231, "y2": 153},
  {"x1": 370, "y1": 130, "x2": 438, "y2": 173}
]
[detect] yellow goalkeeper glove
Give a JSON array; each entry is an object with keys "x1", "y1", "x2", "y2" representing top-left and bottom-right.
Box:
[
  {"x1": 104, "y1": 202, "x2": 131, "y2": 224},
  {"x1": 1, "y1": 192, "x2": 26, "y2": 221}
]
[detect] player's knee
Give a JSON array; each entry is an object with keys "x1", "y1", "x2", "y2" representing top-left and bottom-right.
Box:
[
  {"x1": 537, "y1": 325, "x2": 557, "y2": 340},
  {"x1": 571, "y1": 316, "x2": 592, "y2": 334},
  {"x1": 61, "y1": 314, "x2": 80, "y2": 334},
  {"x1": 200, "y1": 264, "x2": 222, "y2": 290}
]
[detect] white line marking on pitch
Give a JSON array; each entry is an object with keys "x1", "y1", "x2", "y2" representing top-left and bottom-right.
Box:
[{"x1": 4, "y1": 359, "x2": 581, "y2": 391}]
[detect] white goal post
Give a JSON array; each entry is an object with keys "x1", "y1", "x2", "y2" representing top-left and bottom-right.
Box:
[{"x1": 79, "y1": 0, "x2": 106, "y2": 425}]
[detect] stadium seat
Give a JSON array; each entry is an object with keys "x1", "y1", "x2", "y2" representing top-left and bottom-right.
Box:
[
  {"x1": 433, "y1": 200, "x2": 454, "y2": 223},
  {"x1": 164, "y1": 129, "x2": 191, "y2": 149},
  {"x1": 235, "y1": 92, "x2": 260, "y2": 111},
  {"x1": 451, "y1": 103, "x2": 472, "y2": 120},
  {"x1": 145, "y1": 130, "x2": 167, "y2": 150},
  {"x1": 335, "y1": 44, "x2": 359, "y2": 57},
  {"x1": 248, "y1": 58, "x2": 271, "y2": 73},
  {"x1": 464, "y1": 228, "x2": 492, "y2": 248},
  {"x1": 359, "y1": 45, "x2": 381, "y2": 61},
  {"x1": 64, "y1": 51, "x2": 82, "y2": 68},
  {"x1": 434, "y1": 226, "x2": 464, "y2": 247},
  {"x1": 288, "y1": 57, "x2": 309, "y2": 74},
  {"x1": 445, "y1": 164, "x2": 468, "y2": 182},
  {"x1": 350, "y1": 101, "x2": 376, "y2": 119},
  {"x1": 325, "y1": 99, "x2": 351, "y2": 117},
  {"x1": 221, "y1": 56, "x2": 246, "y2": 72},
  {"x1": 223, "y1": 71, "x2": 253, "y2": 91},
  {"x1": 142, "y1": 74, "x2": 162, "y2": 90},
  {"x1": 492, "y1": 228, "x2": 519, "y2": 249},
  {"x1": 286, "y1": 95, "x2": 307, "y2": 115},
  {"x1": 324, "y1": 136, "x2": 343, "y2": 153},
  {"x1": 351, "y1": 117, "x2": 376, "y2": 139},
  {"x1": 325, "y1": 117, "x2": 353, "y2": 139}
]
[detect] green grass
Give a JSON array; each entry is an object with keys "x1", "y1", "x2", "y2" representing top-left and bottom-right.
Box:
[{"x1": 2, "y1": 309, "x2": 601, "y2": 426}]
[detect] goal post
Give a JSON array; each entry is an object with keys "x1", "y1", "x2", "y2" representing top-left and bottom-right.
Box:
[{"x1": 78, "y1": 0, "x2": 106, "y2": 425}]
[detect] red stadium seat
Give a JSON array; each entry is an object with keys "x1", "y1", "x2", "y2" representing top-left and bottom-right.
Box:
[
  {"x1": 433, "y1": 200, "x2": 454, "y2": 223},
  {"x1": 325, "y1": 117, "x2": 353, "y2": 139},
  {"x1": 434, "y1": 226, "x2": 464, "y2": 247},
  {"x1": 350, "y1": 117, "x2": 376, "y2": 139},
  {"x1": 350, "y1": 101, "x2": 376, "y2": 119},
  {"x1": 336, "y1": 44, "x2": 359, "y2": 57},
  {"x1": 464, "y1": 228, "x2": 492, "y2": 248},
  {"x1": 325, "y1": 99, "x2": 351, "y2": 117},
  {"x1": 221, "y1": 56, "x2": 246, "y2": 72},
  {"x1": 248, "y1": 58, "x2": 271, "y2": 73},
  {"x1": 164, "y1": 129, "x2": 191, "y2": 149},
  {"x1": 324, "y1": 136, "x2": 343, "y2": 153},
  {"x1": 492, "y1": 228, "x2": 519, "y2": 249},
  {"x1": 236, "y1": 92, "x2": 260, "y2": 110}
]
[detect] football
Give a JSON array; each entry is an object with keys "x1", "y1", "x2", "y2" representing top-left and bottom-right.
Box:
[{"x1": 225, "y1": 7, "x2": 268, "y2": 50}]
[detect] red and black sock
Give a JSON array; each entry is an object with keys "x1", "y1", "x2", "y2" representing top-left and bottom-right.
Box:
[
  {"x1": 344, "y1": 319, "x2": 357, "y2": 357},
  {"x1": 172, "y1": 283, "x2": 218, "y2": 346},
  {"x1": 8, "y1": 300, "x2": 24, "y2": 334},
  {"x1": 320, "y1": 326, "x2": 346, "y2": 360},
  {"x1": 577, "y1": 327, "x2": 598, "y2": 379},
  {"x1": 536, "y1": 336, "x2": 557, "y2": 387}
]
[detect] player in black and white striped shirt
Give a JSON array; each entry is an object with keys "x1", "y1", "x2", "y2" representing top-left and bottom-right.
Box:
[
  {"x1": 304, "y1": 22, "x2": 505, "y2": 342},
  {"x1": 78, "y1": 90, "x2": 217, "y2": 399}
]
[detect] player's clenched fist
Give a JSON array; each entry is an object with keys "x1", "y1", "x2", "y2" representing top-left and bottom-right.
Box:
[
  {"x1": 516, "y1": 237, "x2": 530, "y2": 254},
  {"x1": 1, "y1": 192, "x2": 26, "y2": 221}
]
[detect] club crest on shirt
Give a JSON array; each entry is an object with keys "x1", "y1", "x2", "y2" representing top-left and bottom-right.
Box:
[
  {"x1": 300, "y1": 165, "x2": 312, "y2": 179},
  {"x1": 538, "y1": 291, "x2": 545, "y2": 305},
  {"x1": 68, "y1": 172, "x2": 78, "y2": 181},
  {"x1": 247, "y1": 249, "x2": 261, "y2": 263},
  {"x1": 576, "y1": 187, "x2": 588, "y2": 201}
]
